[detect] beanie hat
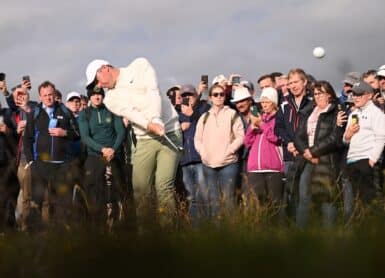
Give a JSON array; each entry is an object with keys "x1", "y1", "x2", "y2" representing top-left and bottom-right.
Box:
[{"x1": 260, "y1": 87, "x2": 278, "y2": 105}]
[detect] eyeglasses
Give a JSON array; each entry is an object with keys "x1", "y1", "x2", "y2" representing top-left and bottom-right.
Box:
[
  {"x1": 211, "y1": 92, "x2": 225, "y2": 98},
  {"x1": 313, "y1": 91, "x2": 326, "y2": 97}
]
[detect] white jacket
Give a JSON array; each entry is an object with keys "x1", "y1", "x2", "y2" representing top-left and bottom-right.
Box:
[
  {"x1": 103, "y1": 57, "x2": 180, "y2": 138},
  {"x1": 344, "y1": 101, "x2": 385, "y2": 163}
]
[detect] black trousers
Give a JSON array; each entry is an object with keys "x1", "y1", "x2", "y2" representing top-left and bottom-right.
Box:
[
  {"x1": 29, "y1": 160, "x2": 73, "y2": 230},
  {"x1": 346, "y1": 159, "x2": 375, "y2": 203},
  {"x1": 83, "y1": 155, "x2": 126, "y2": 225},
  {"x1": 247, "y1": 172, "x2": 284, "y2": 203},
  {"x1": 0, "y1": 160, "x2": 19, "y2": 231}
]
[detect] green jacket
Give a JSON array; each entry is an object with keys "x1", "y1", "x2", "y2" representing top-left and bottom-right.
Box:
[{"x1": 78, "y1": 104, "x2": 125, "y2": 156}]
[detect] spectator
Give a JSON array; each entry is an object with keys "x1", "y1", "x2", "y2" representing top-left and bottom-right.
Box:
[
  {"x1": 54, "y1": 89, "x2": 62, "y2": 103},
  {"x1": 294, "y1": 81, "x2": 344, "y2": 227},
  {"x1": 78, "y1": 87, "x2": 126, "y2": 227},
  {"x1": 178, "y1": 84, "x2": 210, "y2": 222},
  {"x1": 0, "y1": 99, "x2": 19, "y2": 231},
  {"x1": 343, "y1": 81, "x2": 385, "y2": 203},
  {"x1": 79, "y1": 95, "x2": 88, "y2": 111},
  {"x1": 194, "y1": 84, "x2": 244, "y2": 218},
  {"x1": 339, "y1": 72, "x2": 360, "y2": 105},
  {"x1": 23, "y1": 81, "x2": 80, "y2": 231},
  {"x1": 244, "y1": 88, "x2": 284, "y2": 208}
]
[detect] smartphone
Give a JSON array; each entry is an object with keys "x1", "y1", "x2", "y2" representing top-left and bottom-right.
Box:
[
  {"x1": 351, "y1": 114, "x2": 359, "y2": 125},
  {"x1": 0, "y1": 72, "x2": 5, "y2": 82},
  {"x1": 182, "y1": 97, "x2": 190, "y2": 106},
  {"x1": 48, "y1": 118, "x2": 58, "y2": 129},
  {"x1": 250, "y1": 105, "x2": 259, "y2": 117},
  {"x1": 201, "y1": 75, "x2": 208, "y2": 85},
  {"x1": 232, "y1": 76, "x2": 240, "y2": 84},
  {"x1": 22, "y1": 75, "x2": 32, "y2": 90}
]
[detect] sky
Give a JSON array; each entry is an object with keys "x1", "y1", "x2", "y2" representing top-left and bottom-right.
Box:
[{"x1": 1, "y1": 0, "x2": 384, "y2": 102}]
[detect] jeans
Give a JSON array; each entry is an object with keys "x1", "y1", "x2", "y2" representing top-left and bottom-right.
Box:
[
  {"x1": 296, "y1": 163, "x2": 336, "y2": 228},
  {"x1": 202, "y1": 162, "x2": 239, "y2": 218},
  {"x1": 182, "y1": 163, "x2": 205, "y2": 221}
]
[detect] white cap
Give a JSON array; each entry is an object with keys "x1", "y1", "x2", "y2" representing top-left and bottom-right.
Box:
[
  {"x1": 260, "y1": 87, "x2": 278, "y2": 105},
  {"x1": 212, "y1": 74, "x2": 227, "y2": 85},
  {"x1": 66, "y1": 91, "x2": 81, "y2": 102},
  {"x1": 231, "y1": 87, "x2": 252, "y2": 103},
  {"x1": 377, "y1": 64, "x2": 385, "y2": 78},
  {"x1": 85, "y1": 59, "x2": 110, "y2": 86}
]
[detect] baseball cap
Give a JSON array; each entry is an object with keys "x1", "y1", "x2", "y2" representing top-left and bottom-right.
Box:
[
  {"x1": 85, "y1": 59, "x2": 110, "y2": 87},
  {"x1": 350, "y1": 81, "x2": 373, "y2": 96},
  {"x1": 377, "y1": 64, "x2": 385, "y2": 78},
  {"x1": 342, "y1": 72, "x2": 361, "y2": 86},
  {"x1": 66, "y1": 91, "x2": 81, "y2": 102},
  {"x1": 180, "y1": 84, "x2": 197, "y2": 95}
]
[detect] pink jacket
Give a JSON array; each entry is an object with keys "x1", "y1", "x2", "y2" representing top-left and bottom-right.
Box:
[
  {"x1": 244, "y1": 113, "x2": 284, "y2": 172},
  {"x1": 194, "y1": 106, "x2": 244, "y2": 168}
]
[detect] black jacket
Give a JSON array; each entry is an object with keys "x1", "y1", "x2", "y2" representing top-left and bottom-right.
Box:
[
  {"x1": 23, "y1": 102, "x2": 79, "y2": 163},
  {"x1": 0, "y1": 108, "x2": 18, "y2": 165},
  {"x1": 294, "y1": 101, "x2": 345, "y2": 183}
]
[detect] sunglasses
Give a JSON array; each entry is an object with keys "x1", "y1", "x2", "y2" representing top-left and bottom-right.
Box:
[
  {"x1": 181, "y1": 92, "x2": 194, "y2": 97},
  {"x1": 211, "y1": 92, "x2": 225, "y2": 98}
]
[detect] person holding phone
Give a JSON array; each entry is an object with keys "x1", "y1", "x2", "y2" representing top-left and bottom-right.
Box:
[
  {"x1": 178, "y1": 84, "x2": 209, "y2": 223},
  {"x1": 0, "y1": 96, "x2": 19, "y2": 231},
  {"x1": 244, "y1": 88, "x2": 284, "y2": 210},
  {"x1": 23, "y1": 81, "x2": 80, "y2": 231},
  {"x1": 343, "y1": 81, "x2": 385, "y2": 204}
]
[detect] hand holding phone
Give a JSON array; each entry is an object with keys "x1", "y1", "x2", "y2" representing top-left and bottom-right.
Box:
[
  {"x1": 232, "y1": 76, "x2": 241, "y2": 84},
  {"x1": 22, "y1": 75, "x2": 32, "y2": 90},
  {"x1": 351, "y1": 114, "x2": 359, "y2": 125},
  {"x1": 201, "y1": 75, "x2": 208, "y2": 85},
  {"x1": 48, "y1": 118, "x2": 58, "y2": 129}
]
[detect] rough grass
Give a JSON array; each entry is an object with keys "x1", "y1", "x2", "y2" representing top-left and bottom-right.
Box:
[{"x1": 2, "y1": 199, "x2": 385, "y2": 277}]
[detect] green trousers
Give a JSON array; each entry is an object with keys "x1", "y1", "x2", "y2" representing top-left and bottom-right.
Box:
[{"x1": 132, "y1": 130, "x2": 182, "y2": 226}]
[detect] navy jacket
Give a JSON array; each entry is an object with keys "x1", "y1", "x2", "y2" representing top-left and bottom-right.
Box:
[
  {"x1": 179, "y1": 101, "x2": 210, "y2": 166},
  {"x1": 274, "y1": 93, "x2": 313, "y2": 161}
]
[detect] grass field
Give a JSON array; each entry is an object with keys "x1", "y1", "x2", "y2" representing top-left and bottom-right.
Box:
[{"x1": 2, "y1": 201, "x2": 385, "y2": 277}]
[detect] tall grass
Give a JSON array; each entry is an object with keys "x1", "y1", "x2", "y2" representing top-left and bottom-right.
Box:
[{"x1": 2, "y1": 197, "x2": 385, "y2": 277}]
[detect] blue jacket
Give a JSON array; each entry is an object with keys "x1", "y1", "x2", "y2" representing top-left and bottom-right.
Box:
[
  {"x1": 274, "y1": 93, "x2": 313, "y2": 161},
  {"x1": 179, "y1": 101, "x2": 210, "y2": 166}
]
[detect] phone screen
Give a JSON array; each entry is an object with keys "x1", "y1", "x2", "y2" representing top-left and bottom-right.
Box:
[
  {"x1": 48, "y1": 118, "x2": 58, "y2": 129},
  {"x1": 351, "y1": 114, "x2": 359, "y2": 124}
]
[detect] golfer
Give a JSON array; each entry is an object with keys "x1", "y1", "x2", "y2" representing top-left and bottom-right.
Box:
[{"x1": 85, "y1": 57, "x2": 182, "y2": 227}]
